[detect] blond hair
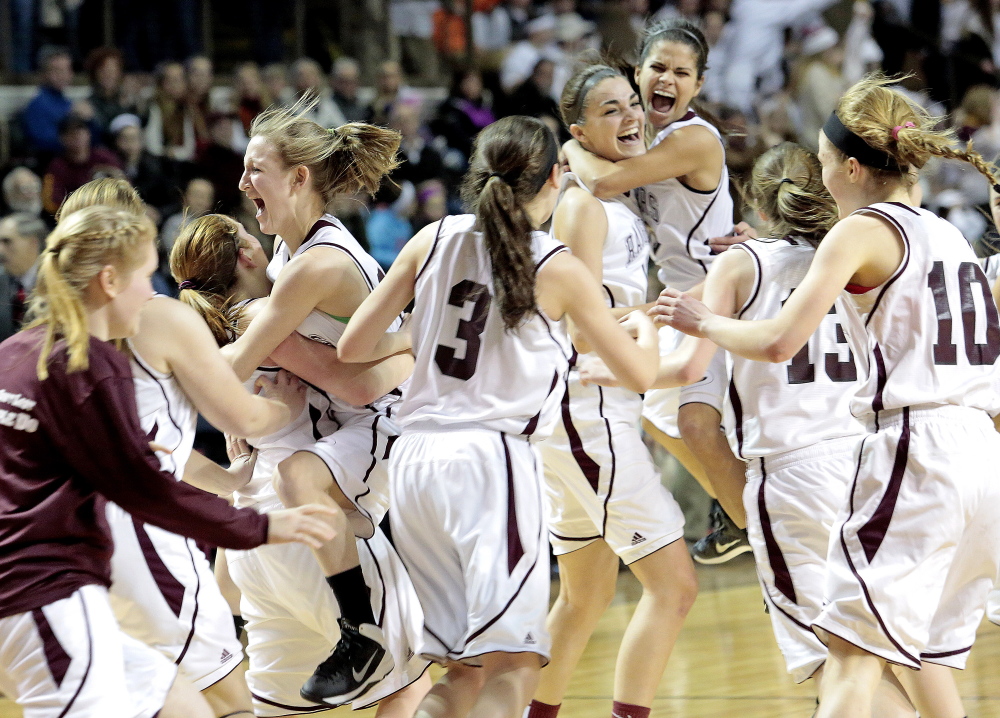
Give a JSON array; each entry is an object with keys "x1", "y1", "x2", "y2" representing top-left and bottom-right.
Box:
[
  {"x1": 25, "y1": 206, "x2": 155, "y2": 380},
  {"x1": 55, "y1": 178, "x2": 144, "y2": 222},
  {"x1": 250, "y1": 94, "x2": 402, "y2": 204},
  {"x1": 169, "y1": 214, "x2": 246, "y2": 346},
  {"x1": 747, "y1": 143, "x2": 837, "y2": 246},
  {"x1": 834, "y1": 73, "x2": 1000, "y2": 188}
]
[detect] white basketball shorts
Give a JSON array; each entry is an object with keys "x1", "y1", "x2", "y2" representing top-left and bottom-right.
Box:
[
  {"x1": 0, "y1": 585, "x2": 175, "y2": 718},
  {"x1": 389, "y1": 427, "x2": 551, "y2": 665},
  {"x1": 106, "y1": 503, "x2": 243, "y2": 691},
  {"x1": 744, "y1": 435, "x2": 857, "y2": 683},
  {"x1": 540, "y1": 376, "x2": 685, "y2": 564},
  {"x1": 987, "y1": 587, "x2": 1000, "y2": 626},
  {"x1": 227, "y1": 533, "x2": 428, "y2": 715},
  {"x1": 301, "y1": 409, "x2": 399, "y2": 539},
  {"x1": 814, "y1": 405, "x2": 1000, "y2": 669},
  {"x1": 641, "y1": 325, "x2": 726, "y2": 438}
]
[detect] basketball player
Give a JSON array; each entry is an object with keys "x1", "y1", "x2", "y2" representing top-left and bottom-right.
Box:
[
  {"x1": 654, "y1": 74, "x2": 1000, "y2": 718},
  {"x1": 54, "y1": 179, "x2": 308, "y2": 718},
  {"x1": 528, "y1": 65, "x2": 697, "y2": 718},
  {"x1": 171, "y1": 212, "x2": 430, "y2": 717},
  {"x1": 0, "y1": 206, "x2": 335, "y2": 718},
  {"x1": 562, "y1": 19, "x2": 749, "y2": 563},
  {"x1": 223, "y1": 96, "x2": 409, "y2": 703},
  {"x1": 338, "y1": 115, "x2": 659, "y2": 718}
]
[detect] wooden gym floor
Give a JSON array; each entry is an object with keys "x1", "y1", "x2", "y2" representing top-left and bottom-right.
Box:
[{"x1": 3, "y1": 555, "x2": 999, "y2": 718}]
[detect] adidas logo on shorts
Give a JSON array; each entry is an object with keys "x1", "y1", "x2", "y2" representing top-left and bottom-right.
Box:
[
  {"x1": 631, "y1": 532, "x2": 646, "y2": 546},
  {"x1": 525, "y1": 632, "x2": 536, "y2": 645},
  {"x1": 221, "y1": 648, "x2": 233, "y2": 663}
]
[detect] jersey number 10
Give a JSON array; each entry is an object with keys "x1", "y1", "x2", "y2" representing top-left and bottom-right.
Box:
[{"x1": 927, "y1": 261, "x2": 1000, "y2": 366}]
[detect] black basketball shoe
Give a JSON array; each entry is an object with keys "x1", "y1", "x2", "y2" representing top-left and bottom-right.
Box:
[{"x1": 300, "y1": 618, "x2": 395, "y2": 705}]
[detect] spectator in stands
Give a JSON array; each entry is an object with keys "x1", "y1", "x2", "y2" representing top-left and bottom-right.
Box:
[
  {"x1": 0, "y1": 213, "x2": 47, "y2": 341},
  {"x1": 503, "y1": 57, "x2": 561, "y2": 128},
  {"x1": 85, "y1": 47, "x2": 130, "y2": 141},
  {"x1": 187, "y1": 54, "x2": 215, "y2": 145},
  {"x1": 413, "y1": 178, "x2": 448, "y2": 230},
  {"x1": 366, "y1": 178, "x2": 415, "y2": 269},
  {"x1": 263, "y1": 62, "x2": 294, "y2": 107},
  {"x1": 699, "y1": 9, "x2": 735, "y2": 105},
  {"x1": 10, "y1": 0, "x2": 36, "y2": 74},
  {"x1": 195, "y1": 113, "x2": 245, "y2": 213},
  {"x1": 368, "y1": 60, "x2": 409, "y2": 126},
  {"x1": 390, "y1": 0, "x2": 441, "y2": 84},
  {"x1": 500, "y1": 0, "x2": 533, "y2": 43},
  {"x1": 234, "y1": 62, "x2": 271, "y2": 134},
  {"x1": 330, "y1": 57, "x2": 370, "y2": 123},
  {"x1": 291, "y1": 57, "x2": 345, "y2": 128},
  {"x1": 110, "y1": 113, "x2": 174, "y2": 212},
  {"x1": 1, "y1": 168, "x2": 44, "y2": 218},
  {"x1": 500, "y1": 14, "x2": 560, "y2": 93},
  {"x1": 433, "y1": 0, "x2": 471, "y2": 73},
  {"x1": 390, "y1": 100, "x2": 445, "y2": 187},
  {"x1": 145, "y1": 61, "x2": 197, "y2": 163},
  {"x1": 159, "y1": 177, "x2": 215, "y2": 258},
  {"x1": 42, "y1": 115, "x2": 123, "y2": 215},
  {"x1": 20, "y1": 46, "x2": 95, "y2": 157},
  {"x1": 432, "y1": 67, "x2": 496, "y2": 161}
]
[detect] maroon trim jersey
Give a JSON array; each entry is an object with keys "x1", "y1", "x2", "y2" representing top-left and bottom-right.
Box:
[{"x1": 0, "y1": 327, "x2": 269, "y2": 619}]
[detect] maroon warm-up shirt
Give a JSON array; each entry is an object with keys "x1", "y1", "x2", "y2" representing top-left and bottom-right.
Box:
[{"x1": 0, "y1": 326, "x2": 270, "y2": 619}]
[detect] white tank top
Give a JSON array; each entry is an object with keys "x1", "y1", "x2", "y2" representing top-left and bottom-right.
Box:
[
  {"x1": 839, "y1": 202, "x2": 1000, "y2": 419},
  {"x1": 128, "y1": 342, "x2": 198, "y2": 482},
  {"x1": 398, "y1": 214, "x2": 573, "y2": 437},
  {"x1": 980, "y1": 254, "x2": 1000, "y2": 285},
  {"x1": 629, "y1": 111, "x2": 734, "y2": 291},
  {"x1": 267, "y1": 214, "x2": 403, "y2": 411},
  {"x1": 552, "y1": 172, "x2": 650, "y2": 309},
  {"x1": 725, "y1": 239, "x2": 863, "y2": 459}
]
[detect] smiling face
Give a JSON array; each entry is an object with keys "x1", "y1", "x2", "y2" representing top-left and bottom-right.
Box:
[
  {"x1": 636, "y1": 39, "x2": 705, "y2": 131},
  {"x1": 570, "y1": 76, "x2": 645, "y2": 162},
  {"x1": 239, "y1": 136, "x2": 296, "y2": 236}
]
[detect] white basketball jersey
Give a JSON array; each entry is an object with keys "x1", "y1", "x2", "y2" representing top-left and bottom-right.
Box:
[
  {"x1": 839, "y1": 202, "x2": 1000, "y2": 419},
  {"x1": 128, "y1": 342, "x2": 198, "y2": 481},
  {"x1": 398, "y1": 214, "x2": 573, "y2": 437},
  {"x1": 980, "y1": 254, "x2": 1000, "y2": 285},
  {"x1": 267, "y1": 214, "x2": 403, "y2": 411},
  {"x1": 267, "y1": 213, "x2": 403, "y2": 346},
  {"x1": 725, "y1": 239, "x2": 863, "y2": 460},
  {"x1": 627, "y1": 111, "x2": 734, "y2": 291},
  {"x1": 553, "y1": 173, "x2": 649, "y2": 309}
]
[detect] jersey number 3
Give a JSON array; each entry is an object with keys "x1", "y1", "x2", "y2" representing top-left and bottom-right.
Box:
[
  {"x1": 435, "y1": 280, "x2": 492, "y2": 380},
  {"x1": 927, "y1": 261, "x2": 1000, "y2": 366}
]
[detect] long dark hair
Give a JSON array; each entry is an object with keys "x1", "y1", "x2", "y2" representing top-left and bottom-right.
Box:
[{"x1": 460, "y1": 116, "x2": 558, "y2": 330}]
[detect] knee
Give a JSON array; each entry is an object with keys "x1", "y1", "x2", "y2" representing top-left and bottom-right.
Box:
[
  {"x1": 640, "y1": 557, "x2": 698, "y2": 616},
  {"x1": 677, "y1": 403, "x2": 722, "y2": 444},
  {"x1": 273, "y1": 453, "x2": 327, "y2": 507}
]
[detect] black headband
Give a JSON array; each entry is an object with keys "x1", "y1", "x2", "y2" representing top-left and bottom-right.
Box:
[
  {"x1": 822, "y1": 111, "x2": 905, "y2": 172},
  {"x1": 567, "y1": 67, "x2": 620, "y2": 126}
]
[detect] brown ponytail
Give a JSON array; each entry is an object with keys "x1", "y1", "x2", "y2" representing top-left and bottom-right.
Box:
[
  {"x1": 834, "y1": 73, "x2": 1000, "y2": 189},
  {"x1": 169, "y1": 214, "x2": 245, "y2": 346},
  {"x1": 250, "y1": 93, "x2": 402, "y2": 203},
  {"x1": 26, "y1": 207, "x2": 155, "y2": 379},
  {"x1": 460, "y1": 116, "x2": 558, "y2": 331},
  {"x1": 747, "y1": 143, "x2": 838, "y2": 246}
]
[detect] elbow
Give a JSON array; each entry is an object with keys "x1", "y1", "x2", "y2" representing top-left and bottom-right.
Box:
[
  {"x1": 337, "y1": 337, "x2": 362, "y2": 364},
  {"x1": 589, "y1": 177, "x2": 617, "y2": 200},
  {"x1": 764, "y1": 339, "x2": 798, "y2": 364},
  {"x1": 620, "y1": 365, "x2": 657, "y2": 394},
  {"x1": 678, "y1": 364, "x2": 703, "y2": 386},
  {"x1": 338, "y1": 381, "x2": 382, "y2": 407}
]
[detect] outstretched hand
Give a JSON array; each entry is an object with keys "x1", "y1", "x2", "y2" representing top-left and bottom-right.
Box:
[
  {"x1": 709, "y1": 221, "x2": 757, "y2": 254},
  {"x1": 255, "y1": 369, "x2": 306, "y2": 419},
  {"x1": 648, "y1": 287, "x2": 714, "y2": 337},
  {"x1": 266, "y1": 505, "x2": 338, "y2": 549}
]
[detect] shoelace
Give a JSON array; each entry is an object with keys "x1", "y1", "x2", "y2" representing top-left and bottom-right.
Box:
[{"x1": 317, "y1": 624, "x2": 361, "y2": 673}]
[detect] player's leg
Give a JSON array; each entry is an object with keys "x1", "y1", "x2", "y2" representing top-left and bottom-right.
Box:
[
  {"x1": 815, "y1": 636, "x2": 885, "y2": 718},
  {"x1": 870, "y1": 666, "x2": 917, "y2": 718},
  {"x1": 531, "y1": 540, "x2": 620, "y2": 710},
  {"x1": 200, "y1": 665, "x2": 254, "y2": 718},
  {"x1": 613, "y1": 539, "x2": 698, "y2": 708},
  {"x1": 892, "y1": 663, "x2": 962, "y2": 718},
  {"x1": 373, "y1": 673, "x2": 434, "y2": 718},
  {"x1": 471, "y1": 652, "x2": 544, "y2": 718},
  {"x1": 640, "y1": 417, "x2": 715, "y2": 497},
  {"x1": 676, "y1": 402, "x2": 747, "y2": 528},
  {"x1": 158, "y1": 674, "x2": 215, "y2": 718},
  {"x1": 414, "y1": 664, "x2": 486, "y2": 718}
]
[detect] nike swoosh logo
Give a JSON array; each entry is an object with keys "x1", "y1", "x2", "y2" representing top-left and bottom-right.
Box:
[
  {"x1": 716, "y1": 539, "x2": 740, "y2": 552},
  {"x1": 352, "y1": 652, "x2": 378, "y2": 683}
]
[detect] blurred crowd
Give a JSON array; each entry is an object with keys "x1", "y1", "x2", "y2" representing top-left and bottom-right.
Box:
[{"x1": 4, "y1": 0, "x2": 1000, "y2": 342}]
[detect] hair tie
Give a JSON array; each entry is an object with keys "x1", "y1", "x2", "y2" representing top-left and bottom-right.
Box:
[
  {"x1": 891, "y1": 122, "x2": 916, "y2": 141},
  {"x1": 178, "y1": 280, "x2": 199, "y2": 291},
  {"x1": 46, "y1": 245, "x2": 60, "y2": 255},
  {"x1": 489, "y1": 172, "x2": 504, "y2": 181},
  {"x1": 780, "y1": 178, "x2": 795, "y2": 186}
]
